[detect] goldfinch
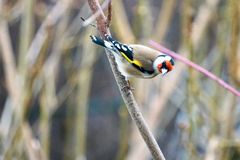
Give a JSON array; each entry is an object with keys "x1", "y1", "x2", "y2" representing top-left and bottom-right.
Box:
[{"x1": 90, "y1": 34, "x2": 174, "y2": 78}]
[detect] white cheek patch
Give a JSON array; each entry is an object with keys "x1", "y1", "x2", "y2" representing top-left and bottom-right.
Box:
[
  {"x1": 155, "y1": 56, "x2": 165, "y2": 65},
  {"x1": 159, "y1": 56, "x2": 166, "y2": 62},
  {"x1": 165, "y1": 55, "x2": 172, "y2": 61},
  {"x1": 155, "y1": 55, "x2": 172, "y2": 64}
]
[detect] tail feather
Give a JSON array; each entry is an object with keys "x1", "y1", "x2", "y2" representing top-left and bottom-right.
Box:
[
  {"x1": 105, "y1": 34, "x2": 115, "y2": 43},
  {"x1": 90, "y1": 35, "x2": 115, "y2": 50},
  {"x1": 90, "y1": 35, "x2": 105, "y2": 47}
]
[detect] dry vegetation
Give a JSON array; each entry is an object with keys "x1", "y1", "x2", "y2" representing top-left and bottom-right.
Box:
[{"x1": 0, "y1": 0, "x2": 239, "y2": 160}]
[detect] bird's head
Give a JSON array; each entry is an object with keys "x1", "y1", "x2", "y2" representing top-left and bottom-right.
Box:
[{"x1": 153, "y1": 55, "x2": 174, "y2": 76}]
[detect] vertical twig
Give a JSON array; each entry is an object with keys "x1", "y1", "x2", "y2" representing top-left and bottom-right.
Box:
[
  {"x1": 106, "y1": 0, "x2": 112, "y2": 28},
  {"x1": 133, "y1": 0, "x2": 152, "y2": 39},
  {"x1": 223, "y1": 0, "x2": 239, "y2": 142},
  {"x1": 22, "y1": 123, "x2": 46, "y2": 160},
  {"x1": 74, "y1": 28, "x2": 98, "y2": 160},
  {"x1": 88, "y1": 0, "x2": 166, "y2": 159},
  {"x1": 18, "y1": 0, "x2": 35, "y2": 70},
  {"x1": 153, "y1": 0, "x2": 176, "y2": 42},
  {"x1": 25, "y1": 0, "x2": 72, "y2": 67},
  {"x1": 116, "y1": 105, "x2": 129, "y2": 160},
  {"x1": 0, "y1": 21, "x2": 18, "y2": 104},
  {"x1": 182, "y1": 0, "x2": 197, "y2": 158},
  {"x1": 111, "y1": 0, "x2": 135, "y2": 43}
]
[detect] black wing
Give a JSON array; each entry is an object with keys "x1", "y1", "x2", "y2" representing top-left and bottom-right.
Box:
[{"x1": 105, "y1": 34, "x2": 134, "y2": 61}]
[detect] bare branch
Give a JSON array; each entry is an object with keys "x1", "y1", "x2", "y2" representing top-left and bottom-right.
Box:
[
  {"x1": 82, "y1": 0, "x2": 111, "y2": 28},
  {"x1": 26, "y1": 0, "x2": 73, "y2": 67},
  {"x1": 149, "y1": 41, "x2": 240, "y2": 97},
  {"x1": 106, "y1": 0, "x2": 112, "y2": 28},
  {"x1": 0, "y1": 21, "x2": 17, "y2": 100},
  {"x1": 88, "y1": 0, "x2": 166, "y2": 159}
]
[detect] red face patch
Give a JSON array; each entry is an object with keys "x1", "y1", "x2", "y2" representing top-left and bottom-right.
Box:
[
  {"x1": 166, "y1": 60, "x2": 173, "y2": 71},
  {"x1": 157, "y1": 63, "x2": 162, "y2": 73}
]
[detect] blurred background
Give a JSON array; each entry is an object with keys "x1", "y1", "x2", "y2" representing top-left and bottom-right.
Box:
[{"x1": 0, "y1": 0, "x2": 240, "y2": 160}]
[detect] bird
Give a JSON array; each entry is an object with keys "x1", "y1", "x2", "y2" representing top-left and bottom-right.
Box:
[{"x1": 90, "y1": 34, "x2": 174, "y2": 79}]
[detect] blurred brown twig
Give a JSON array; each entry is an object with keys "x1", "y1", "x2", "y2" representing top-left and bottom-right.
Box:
[{"x1": 88, "y1": 0, "x2": 166, "y2": 159}]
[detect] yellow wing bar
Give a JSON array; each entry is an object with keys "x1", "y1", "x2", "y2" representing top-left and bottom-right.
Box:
[{"x1": 120, "y1": 52, "x2": 142, "y2": 67}]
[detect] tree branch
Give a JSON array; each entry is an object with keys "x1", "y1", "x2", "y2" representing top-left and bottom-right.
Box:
[
  {"x1": 149, "y1": 40, "x2": 240, "y2": 97},
  {"x1": 87, "y1": 0, "x2": 166, "y2": 159}
]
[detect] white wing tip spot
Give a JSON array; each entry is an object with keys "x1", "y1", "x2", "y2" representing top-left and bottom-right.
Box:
[
  {"x1": 104, "y1": 41, "x2": 114, "y2": 49},
  {"x1": 128, "y1": 46, "x2": 133, "y2": 51},
  {"x1": 115, "y1": 43, "x2": 121, "y2": 49},
  {"x1": 121, "y1": 45, "x2": 127, "y2": 51},
  {"x1": 91, "y1": 36, "x2": 97, "y2": 41}
]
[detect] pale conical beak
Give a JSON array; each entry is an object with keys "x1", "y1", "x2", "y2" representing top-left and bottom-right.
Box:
[{"x1": 161, "y1": 68, "x2": 168, "y2": 75}]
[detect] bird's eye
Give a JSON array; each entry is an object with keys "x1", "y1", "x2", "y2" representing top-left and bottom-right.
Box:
[{"x1": 170, "y1": 59, "x2": 175, "y2": 66}]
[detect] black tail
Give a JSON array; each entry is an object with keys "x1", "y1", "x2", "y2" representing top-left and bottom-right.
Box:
[
  {"x1": 105, "y1": 34, "x2": 115, "y2": 43},
  {"x1": 90, "y1": 35, "x2": 116, "y2": 50},
  {"x1": 90, "y1": 35, "x2": 105, "y2": 47},
  {"x1": 90, "y1": 35, "x2": 133, "y2": 59}
]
